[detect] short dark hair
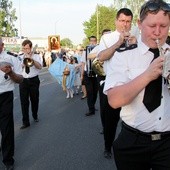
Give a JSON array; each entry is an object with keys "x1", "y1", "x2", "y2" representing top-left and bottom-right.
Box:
[
  {"x1": 102, "y1": 29, "x2": 111, "y2": 35},
  {"x1": 74, "y1": 57, "x2": 78, "y2": 64},
  {"x1": 116, "y1": 8, "x2": 133, "y2": 19},
  {"x1": 89, "y1": 35, "x2": 97, "y2": 40},
  {"x1": 22, "y1": 39, "x2": 32, "y2": 48},
  {"x1": 166, "y1": 35, "x2": 170, "y2": 45},
  {"x1": 140, "y1": 0, "x2": 170, "y2": 22}
]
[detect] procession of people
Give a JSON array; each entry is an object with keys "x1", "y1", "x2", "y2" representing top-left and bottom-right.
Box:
[{"x1": 0, "y1": 0, "x2": 170, "y2": 169}]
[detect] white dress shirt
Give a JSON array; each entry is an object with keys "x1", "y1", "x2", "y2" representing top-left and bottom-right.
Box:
[
  {"x1": 19, "y1": 53, "x2": 43, "y2": 78},
  {"x1": 0, "y1": 51, "x2": 22, "y2": 93},
  {"x1": 104, "y1": 39, "x2": 170, "y2": 132},
  {"x1": 98, "y1": 30, "x2": 120, "y2": 75},
  {"x1": 81, "y1": 45, "x2": 99, "y2": 72}
]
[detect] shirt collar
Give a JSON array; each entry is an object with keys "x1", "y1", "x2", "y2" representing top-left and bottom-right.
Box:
[
  {"x1": 138, "y1": 38, "x2": 149, "y2": 55},
  {"x1": 138, "y1": 38, "x2": 169, "y2": 55}
]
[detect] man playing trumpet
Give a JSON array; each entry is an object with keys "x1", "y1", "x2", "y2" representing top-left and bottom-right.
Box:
[
  {"x1": 104, "y1": 0, "x2": 170, "y2": 169},
  {"x1": 19, "y1": 40, "x2": 43, "y2": 129}
]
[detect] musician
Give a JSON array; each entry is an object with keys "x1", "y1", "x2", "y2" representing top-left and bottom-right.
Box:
[
  {"x1": 81, "y1": 36, "x2": 98, "y2": 116},
  {"x1": 97, "y1": 8, "x2": 134, "y2": 159},
  {"x1": 19, "y1": 40, "x2": 43, "y2": 129},
  {"x1": 104, "y1": 0, "x2": 170, "y2": 169},
  {"x1": 0, "y1": 38, "x2": 23, "y2": 170}
]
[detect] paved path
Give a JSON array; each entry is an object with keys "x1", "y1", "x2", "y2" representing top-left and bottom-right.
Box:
[{"x1": 0, "y1": 68, "x2": 118, "y2": 170}]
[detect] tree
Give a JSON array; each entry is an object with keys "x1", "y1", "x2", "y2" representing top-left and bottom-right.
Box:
[
  {"x1": 0, "y1": 0, "x2": 18, "y2": 37},
  {"x1": 83, "y1": 5, "x2": 117, "y2": 46},
  {"x1": 60, "y1": 38, "x2": 73, "y2": 48}
]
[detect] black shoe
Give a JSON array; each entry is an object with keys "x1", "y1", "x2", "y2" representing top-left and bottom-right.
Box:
[
  {"x1": 85, "y1": 112, "x2": 95, "y2": 116},
  {"x1": 103, "y1": 150, "x2": 112, "y2": 159},
  {"x1": 20, "y1": 124, "x2": 30, "y2": 129},
  {"x1": 34, "y1": 118, "x2": 39, "y2": 122},
  {"x1": 5, "y1": 165, "x2": 14, "y2": 170}
]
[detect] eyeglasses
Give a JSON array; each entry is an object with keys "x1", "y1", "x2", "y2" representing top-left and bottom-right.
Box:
[
  {"x1": 118, "y1": 19, "x2": 132, "y2": 24},
  {"x1": 22, "y1": 47, "x2": 30, "y2": 50},
  {"x1": 140, "y1": 1, "x2": 170, "y2": 17}
]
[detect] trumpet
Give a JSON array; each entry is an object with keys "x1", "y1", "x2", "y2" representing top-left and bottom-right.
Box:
[
  {"x1": 23, "y1": 58, "x2": 34, "y2": 67},
  {"x1": 23, "y1": 44, "x2": 38, "y2": 67},
  {"x1": 155, "y1": 39, "x2": 170, "y2": 78}
]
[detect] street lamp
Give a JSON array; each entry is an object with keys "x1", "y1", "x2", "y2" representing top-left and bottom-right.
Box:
[{"x1": 96, "y1": 4, "x2": 99, "y2": 43}]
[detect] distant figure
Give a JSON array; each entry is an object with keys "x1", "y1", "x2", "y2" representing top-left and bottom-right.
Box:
[{"x1": 44, "y1": 48, "x2": 52, "y2": 68}]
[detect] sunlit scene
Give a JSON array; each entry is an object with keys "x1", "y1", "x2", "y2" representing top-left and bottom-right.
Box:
[{"x1": 0, "y1": 0, "x2": 170, "y2": 170}]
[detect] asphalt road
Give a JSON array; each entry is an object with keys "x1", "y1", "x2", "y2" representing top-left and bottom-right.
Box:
[{"x1": 0, "y1": 67, "x2": 118, "y2": 170}]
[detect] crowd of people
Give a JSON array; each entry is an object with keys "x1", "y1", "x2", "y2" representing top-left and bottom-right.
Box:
[{"x1": 0, "y1": 0, "x2": 170, "y2": 169}]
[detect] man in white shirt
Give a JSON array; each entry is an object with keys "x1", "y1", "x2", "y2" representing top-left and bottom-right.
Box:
[
  {"x1": 97, "y1": 8, "x2": 135, "y2": 159},
  {"x1": 0, "y1": 38, "x2": 23, "y2": 170},
  {"x1": 81, "y1": 36, "x2": 98, "y2": 116},
  {"x1": 104, "y1": 0, "x2": 170, "y2": 169},
  {"x1": 19, "y1": 40, "x2": 43, "y2": 129}
]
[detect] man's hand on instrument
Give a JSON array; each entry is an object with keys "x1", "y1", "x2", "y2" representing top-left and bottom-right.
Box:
[{"x1": 0, "y1": 65, "x2": 12, "y2": 75}]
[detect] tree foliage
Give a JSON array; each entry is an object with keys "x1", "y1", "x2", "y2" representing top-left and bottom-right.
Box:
[
  {"x1": 83, "y1": 5, "x2": 117, "y2": 46},
  {"x1": 60, "y1": 38, "x2": 73, "y2": 48},
  {"x1": 83, "y1": 0, "x2": 170, "y2": 46},
  {"x1": 0, "y1": 0, "x2": 18, "y2": 37}
]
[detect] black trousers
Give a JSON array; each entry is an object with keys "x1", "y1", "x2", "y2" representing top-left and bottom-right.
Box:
[
  {"x1": 19, "y1": 76, "x2": 40, "y2": 125},
  {"x1": 0, "y1": 91, "x2": 14, "y2": 166},
  {"x1": 97, "y1": 75, "x2": 120, "y2": 151},
  {"x1": 84, "y1": 72, "x2": 98, "y2": 113},
  {"x1": 113, "y1": 122, "x2": 170, "y2": 170}
]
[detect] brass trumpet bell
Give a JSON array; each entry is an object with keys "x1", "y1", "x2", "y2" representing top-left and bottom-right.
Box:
[
  {"x1": 92, "y1": 58, "x2": 105, "y2": 76},
  {"x1": 23, "y1": 58, "x2": 34, "y2": 67}
]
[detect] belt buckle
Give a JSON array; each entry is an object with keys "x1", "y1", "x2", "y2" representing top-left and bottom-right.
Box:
[{"x1": 151, "y1": 134, "x2": 161, "y2": 141}]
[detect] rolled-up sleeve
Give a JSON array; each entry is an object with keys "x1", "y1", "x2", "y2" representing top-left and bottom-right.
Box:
[{"x1": 103, "y1": 52, "x2": 129, "y2": 95}]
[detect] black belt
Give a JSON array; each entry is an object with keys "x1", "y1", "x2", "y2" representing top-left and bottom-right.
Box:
[
  {"x1": 24, "y1": 75, "x2": 38, "y2": 80},
  {"x1": 122, "y1": 122, "x2": 170, "y2": 141}
]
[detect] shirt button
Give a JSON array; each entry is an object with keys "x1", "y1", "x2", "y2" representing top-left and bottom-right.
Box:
[{"x1": 159, "y1": 117, "x2": 161, "y2": 120}]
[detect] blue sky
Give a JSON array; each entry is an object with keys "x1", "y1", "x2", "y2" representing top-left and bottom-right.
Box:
[{"x1": 12, "y1": 0, "x2": 114, "y2": 45}]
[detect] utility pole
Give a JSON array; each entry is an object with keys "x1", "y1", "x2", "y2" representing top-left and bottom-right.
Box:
[
  {"x1": 19, "y1": 0, "x2": 22, "y2": 46},
  {"x1": 96, "y1": 4, "x2": 99, "y2": 43}
]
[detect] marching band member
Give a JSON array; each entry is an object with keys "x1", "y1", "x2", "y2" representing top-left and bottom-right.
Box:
[
  {"x1": 104, "y1": 0, "x2": 170, "y2": 169},
  {"x1": 0, "y1": 37, "x2": 23, "y2": 170},
  {"x1": 81, "y1": 36, "x2": 98, "y2": 116},
  {"x1": 98, "y1": 8, "x2": 135, "y2": 159},
  {"x1": 18, "y1": 40, "x2": 43, "y2": 129}
]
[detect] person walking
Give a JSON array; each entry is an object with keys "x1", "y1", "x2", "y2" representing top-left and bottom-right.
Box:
[
  {"x1": 0, "y1": 38, "x2": 23, "y2": 170},
  {"x1": 19, "y1": 40, "x2": 43, "y2": 129},
  {"x1": 104, "y1": 0, "x2": 170, "y2": 169},
  {"x1": 81, "y1": 36, "x2": 98, "y2": 116},
  {"x1": 98, "y1": 8, "x2": 135, "y2": 158}
]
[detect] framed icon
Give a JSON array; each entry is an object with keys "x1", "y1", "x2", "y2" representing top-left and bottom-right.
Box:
[{"x1": 48, "y1": 35, "x2": 60, "y2": 51}]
